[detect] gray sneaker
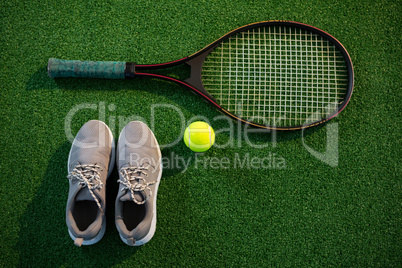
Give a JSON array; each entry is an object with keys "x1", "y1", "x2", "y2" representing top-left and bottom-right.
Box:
[
  {"x1": 66, "y1": 120, "x2": 115, "y2": 246},
  {"x1": 115, "y1": 121, "x2": 162, "y2": 246}
]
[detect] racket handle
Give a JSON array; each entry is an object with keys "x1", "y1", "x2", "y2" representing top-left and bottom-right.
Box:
[{"x1": 47, "y1": 58, "x2": 128, "y2": 79}]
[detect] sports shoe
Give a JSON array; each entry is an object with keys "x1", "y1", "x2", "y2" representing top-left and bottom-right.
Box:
[
  {"x1": 115, "y1": 121, "x2": 162, "y2": 246},
  {"x1": 66, "y1": 120, "x2": 115, "y2": 246}
]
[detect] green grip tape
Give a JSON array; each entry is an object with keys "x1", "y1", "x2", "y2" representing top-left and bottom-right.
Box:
[{"x1": 47, "y1": 58, "x2": 126, "y2": 79}]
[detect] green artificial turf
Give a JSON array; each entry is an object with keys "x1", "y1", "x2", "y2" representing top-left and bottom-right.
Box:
[{"x1": 0, "y1": 0, "x2": 400, "y2": 267}]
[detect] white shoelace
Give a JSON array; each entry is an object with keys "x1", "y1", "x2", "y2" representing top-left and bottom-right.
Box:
[
  {"x1": 67, "y1": 163, "x2": 104, "y2": 214},
  {"x1": 118, "y1": 165, "x2": 156, "y2": 205}
]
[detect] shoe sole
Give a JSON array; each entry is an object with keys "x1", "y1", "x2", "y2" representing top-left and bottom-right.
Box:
[
  {"x1": 117, "y1": 121, "x2": 162, "y2": 246},
  {"x1": 67, "y1": 120, "x2": 115, "y2": 246}
]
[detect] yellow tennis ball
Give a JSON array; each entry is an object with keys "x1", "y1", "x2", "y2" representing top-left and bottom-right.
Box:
[{"x1": 183, "y1": 121, "x2": 215, "y2": 152}]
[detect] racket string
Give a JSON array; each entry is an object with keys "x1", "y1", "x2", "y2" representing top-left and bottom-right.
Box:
[{"x1": 201, "y1": 25, "x2": 348, "y2": 127}]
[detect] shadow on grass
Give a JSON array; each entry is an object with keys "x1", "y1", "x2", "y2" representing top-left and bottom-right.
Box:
[
  {"x1": 26, "y1": 65, "x2": 322, "y2": 146},
  {"x1": 25, "y1": 67, "x2": 58, "y2": 91},
  {"x1": 16, "y1": 142, "x2": 141, "y2": 267}
]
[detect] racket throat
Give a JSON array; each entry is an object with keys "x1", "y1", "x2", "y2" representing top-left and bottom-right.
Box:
[
  {"x1": 184, "y1": 48, "x2": 213, "y2": 93},
  {"x1": 184, "y1": 57, "x2": 204, "y2": 91}
]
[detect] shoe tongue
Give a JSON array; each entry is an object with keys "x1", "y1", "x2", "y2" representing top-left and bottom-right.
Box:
[
  {"x1": 76, "y1": 188, "x2": 96, "y2": 201},
  {"x1": 72, "y1": 165, "x2": 104, "y2": 201},
  {"x1": 120, "y1": 191, "x2": 145, "y2": 203}
]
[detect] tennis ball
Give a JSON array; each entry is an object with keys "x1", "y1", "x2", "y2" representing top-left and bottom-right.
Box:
[{"x1": 184, "y1": 121, "x2": 215, "y2": 152}]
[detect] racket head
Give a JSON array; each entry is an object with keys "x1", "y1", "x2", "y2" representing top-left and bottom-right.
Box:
[{"x1": 186, "y1": 21, "x2": 354, "y2": 130}]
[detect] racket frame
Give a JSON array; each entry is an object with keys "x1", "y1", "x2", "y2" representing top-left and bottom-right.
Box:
[{"x1": 133, "y1": 20, "x2": 354, "y2": 130}]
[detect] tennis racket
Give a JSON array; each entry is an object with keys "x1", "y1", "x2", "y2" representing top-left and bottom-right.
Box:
[{"x1": 48, "y1": 21, "x2": 353, "y2": 130}]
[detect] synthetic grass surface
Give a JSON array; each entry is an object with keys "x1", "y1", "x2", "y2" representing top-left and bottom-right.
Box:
[{"x1": 0, "y1": 0, "x2": 400, "y2": 267}]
